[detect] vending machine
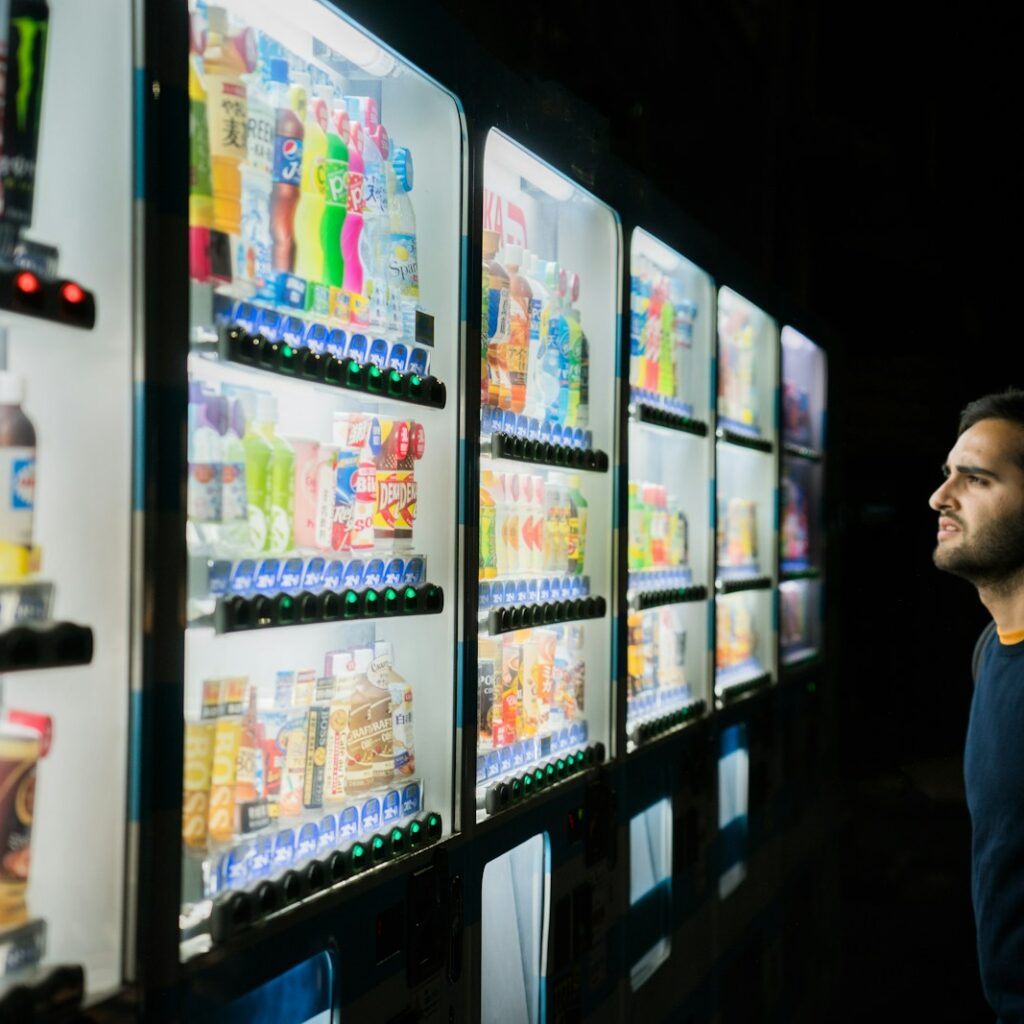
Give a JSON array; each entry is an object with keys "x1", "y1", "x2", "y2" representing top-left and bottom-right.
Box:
[
  {"x1": 714, "y1": 287, "x2": 779, "y2": 707},
  {"x1": 776, "y1": 324, "x2": 838, "y2": 1023},
  {"x1": 0, "y1": 0, "x2": 132, "y2": 1016},
  {"x1": 710, "y1": 287, "x2": 784, "y2": 1021},
  {"x1": 473, "y1": 130, "x2": 618, "y2": 818},
  {"x1": 169, "y1": 0, "x2": 466, "y2": 1013},
  {"x1": 623, "y1": 229, "x2": 715, "y2": 751}
]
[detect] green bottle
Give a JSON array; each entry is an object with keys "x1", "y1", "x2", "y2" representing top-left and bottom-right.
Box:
[
  {"x1": 239, "y1": 392, "x2": 272, "y2": 551},
  {"x1": 254, "y1": 394, "x2": 294, "y2": 554},
  {"x1": 321, "y1": 107, "x2": 349, "y2": 289}
]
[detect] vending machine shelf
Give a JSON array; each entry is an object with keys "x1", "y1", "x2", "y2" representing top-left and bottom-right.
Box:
[
  {"x1": 715, "y1": 575, "x2": 772, "y2": 595},
  {"x1": 212, "y1": 584, "x2": 443, "y2": 635},
  {"x1": 782, "y1": 647, "x2": 821, "y2": 672},
  {"x1": 631, "y1": 402, "x2": 709, "y2": 438},
  {"x1": 629, "y1": 699, "x2": 707, "y2": 746},
  {"x1": 716, "y1": 427, "x2": 774, "y2": 454},
  {"x1": 200, "y1": 811, "x2": 444, "y2": 949},
  {"x1": 202, "y1": 326, "x2": 447, "y2": 410},
  {"x1": 782, "y1": 441, "x2": 823, "y2": 462},
  {"x1": 0, "y1": 621, "x2": 94, "y2": 673},
  {"x1": 0, "y1": 269, "x2": 96, "y2": 330},
  {"x1": 479, "y1": 743, "x2": 605, "y2": 817},
  {"x1": 630, "y1": 584, "x2": 707, "y2": 611},
  {"x1": 484, "y1": 431, "x2": 610, "y2": 473},
  {"x1": 482, "y1": 595, "x2": 606, "y2": 636}
]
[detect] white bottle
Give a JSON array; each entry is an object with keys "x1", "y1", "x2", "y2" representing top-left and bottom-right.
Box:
[
  {"x1": 388, "y1": 146, "x2": 419, "y2": 341},
  {"x1": 0, "y1": 371, "x2": 37, "y2": 551},
  {"x1": 188, "y1": 389, "x2": 224, "y2": 527}
]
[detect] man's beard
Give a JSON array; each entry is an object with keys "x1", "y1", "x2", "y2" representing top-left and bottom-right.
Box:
[{"x1": 934, "y1": 511, "x2": 1024, "y2": 592}]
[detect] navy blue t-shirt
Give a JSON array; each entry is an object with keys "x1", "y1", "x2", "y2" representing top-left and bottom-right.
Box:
[{"x1": 965, "y1": 630, "x2": 1024, "y2": 1022}]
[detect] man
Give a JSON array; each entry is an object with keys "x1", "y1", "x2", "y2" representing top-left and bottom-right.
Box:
[{"x1": 930, "y1": 389, "x2": 1024, "y2": 1023}]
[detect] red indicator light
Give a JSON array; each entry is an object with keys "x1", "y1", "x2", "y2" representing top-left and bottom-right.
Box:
[
  {"x1": 61, "y1": 282, "x2": 85, "y2": 305},
  {"x1": 15, "y1": 271, "x2": 41, "y2": 295}
]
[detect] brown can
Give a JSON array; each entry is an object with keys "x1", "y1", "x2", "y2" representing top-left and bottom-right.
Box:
[{"x1": 0, "y1": 725, "x2": 40, "y2": 928}]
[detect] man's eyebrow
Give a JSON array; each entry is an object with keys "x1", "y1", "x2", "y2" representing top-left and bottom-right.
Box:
[{"x1": 945, "y1": 463, "x2": 1001, "y2": 480}]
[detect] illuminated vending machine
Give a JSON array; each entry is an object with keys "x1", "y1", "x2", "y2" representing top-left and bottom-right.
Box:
[
  {"x1": 474, "y1": 130, "x2": 620, "y2": 1024},
  {"x1": 0, "y1": 0, "x2": 131, "y2": 1017},
  {"x1": 624, "y1": 230, "x2": 715, "y2": 748},
  {"x1": 177, "y1": 1, "x2": 463, "y2": 1016},
  {"x1": 619, "y1": 228, "x2": 717, "y2": 1014},
  {"x1": 777, "y1": 324, "x2": 835, "y2": 1022},
  {"x1": 711, "y1": 288, "x2": 784, "y2": 1021}
]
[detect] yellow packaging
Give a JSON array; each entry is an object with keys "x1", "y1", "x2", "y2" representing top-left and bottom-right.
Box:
[
  {"x1": 207, "y1": 719, "x2": 240, "y2": 843},
  {"x1": 182, "y1": 721, "x2": 215, "y2": 849},
  {"x1": 324, "y1": 697, "x2": 350, "y2": 804}
]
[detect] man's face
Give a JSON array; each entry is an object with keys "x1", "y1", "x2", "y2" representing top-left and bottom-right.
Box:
[{"x1": 929, "y1": 418, "x2": 1024, "y2": 586}]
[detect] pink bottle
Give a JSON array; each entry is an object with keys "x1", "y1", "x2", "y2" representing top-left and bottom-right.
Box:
[{"x1": 341, "y1": 119, "x2": 366, "y2": 322}]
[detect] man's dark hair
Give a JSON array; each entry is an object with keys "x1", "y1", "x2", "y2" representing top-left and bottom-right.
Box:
[{"x1": 959, "y1": 389, "x2": 1024, "y2": 469}]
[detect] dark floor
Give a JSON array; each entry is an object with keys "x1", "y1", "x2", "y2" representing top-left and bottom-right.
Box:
[{"x1": 832, "y1": 756, "x2": 991, "y2": 1023}]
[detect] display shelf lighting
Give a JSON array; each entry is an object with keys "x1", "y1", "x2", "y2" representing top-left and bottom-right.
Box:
[
  {"x1": 632, "y1": 228, "x2": 681, "y2": 273},
  {"x1": 488, "y1": 131, "x2": 575, "y2": 201}
]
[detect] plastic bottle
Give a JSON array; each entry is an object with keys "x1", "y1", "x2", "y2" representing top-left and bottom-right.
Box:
[
  {"x1": 360, "y1": 123, "x2": 390, "y2": 329},
  {"x1": 627, "y1": 482, "x2": 644, "y2": 570},
  {"x1": 388, "y1": 146, "x2": 419, "y2": 341},
  {"x1": 237, "y1": 392, "x2": 271, "y2": 551},
  {"x1": 321, "y1": 107, "x2": 349, "y2": 291},
  {"x1": 504, "y1": 244, "x2": 532, "y2": 414},
  {"x1": 522, "y1": 253, "x2": 551, "y2": 422},
  {"x1": 482, "y1": 229, "x2": 510, "y2": 410},
  {"x1": 204, "y1": 6, "x2": 254, "y2": 239},
  {"x1": 504, "y1": 472, "x2": 521, "y2": 575},
  {"x1": 254, "y1": 395, "x2": 295, "y2": 554},
  {"x1": 542, "y1": 263, "x2": 569, "y2": 425},
  {"x1": 529, "y1": 474, "x2": 545, "y2": 573},
  {"x1": 0, "y1": 372, "x2": 36, "y2": 551},
  {"x1": 187, "y1": 386, "x2": 224, "y2": 526},
  {"x1": 188, "y1": 16, "x2": 213, "y2": 282},
  {"x1": 268, "y1": 58, "x2": 304, "y2": 274},
  {"x1": 479, "y1": 469, "x2": 497, "y2": 580},
  {"x1": 293, "y1": 93, "x2": 328, "y2": 285},
  {"x1": 564, "y1": 272, "x2": 583, "y2": 428},
  {"x1": 567, "y1": 474, "x2": 588, "y2": 576},
  {"x1": 237, "y1": 64, "x2": 273, "y2": 292},
  {"x1": 221, "y1": 397, "x2": 247, "y2": 523},
  {"x1": 493, "y1": 472, "x2": 509, "y2": 578},
  {"x1": 341, "y1": 119, "x2": 367, "y2": 322}
]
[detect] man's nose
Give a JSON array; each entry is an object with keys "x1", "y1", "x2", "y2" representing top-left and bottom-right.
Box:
[{"x1": 929, "y1": 478, "x2": 957, "y2": 512}]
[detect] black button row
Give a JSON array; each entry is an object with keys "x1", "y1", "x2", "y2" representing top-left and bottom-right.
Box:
[
  {"x1": 0, "y1": 268, "x2": 96, "y2": 329},
  {"x1": 486, "y1": 596, "x2": 607, "y2": 636},
  {"x1": 715, "y1": 575, "x2": 773, "y2": 595},
  {"x1": 209, "y1": 814, "x2": 443, "y2": 945},
  {"x1": 489, "y1": 431, "x2": 609, "y2": 472},
  {"x1": 214, "y1": 584, "x2": 444, "y2": 635},
  {"x1": 0, "y1": 621, "x2": 94, "y2": 673},
  {"x1": 716, "y1": 427, "x2": 774, "y2": 454},
  {"x1": 219, "y1": 325, "x2": 446, "y2": 409},
  {"x1": 483, "y1": 743, "x2": 606, "y2": 816},
  {"x1": 631, "y1": 700, "x2": 707, "y2": 745},
  {"x1": 634, "y1": 584, "x2": 708, "y2": 611},
  {"x1": 634, "y1": 403, "x2": 708, "y2": 437},
  {"x1": 782, "y1": 441, "x2": 823, "y2": 462},
  {"x1": 719, "y1": 672, "x2": 773, "y2": 703}
]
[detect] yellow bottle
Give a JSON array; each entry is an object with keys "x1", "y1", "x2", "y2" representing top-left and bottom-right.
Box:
[{"x1": 294, "y1": 93, "x2": 329, "y2": 285}]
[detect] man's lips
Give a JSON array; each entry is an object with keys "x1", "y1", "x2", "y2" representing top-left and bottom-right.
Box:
[{"x1": 938, "y1": 517, "x2": 962, "y2": 539}]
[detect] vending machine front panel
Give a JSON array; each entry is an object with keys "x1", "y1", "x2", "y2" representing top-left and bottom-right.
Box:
[
  {"x1": 628, "y1": 796, "x2": 673, "y2": 991},
  {"x1": 182, "y1": 0, "x2": 464, "y2": 957},
  {"x1": 625, "y1": 229, "x2": 715, "y2": 749},
  {"x1": 475, "y1": 130, "x2": 619, "y2": 820},
  {"x1": 714, "y1": 288, "x2": 779, "y2": 705}
]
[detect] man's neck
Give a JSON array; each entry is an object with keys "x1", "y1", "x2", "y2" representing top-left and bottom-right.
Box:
[{"x1": 978, "y1": 575, "x2": 1024, "y2": 633}]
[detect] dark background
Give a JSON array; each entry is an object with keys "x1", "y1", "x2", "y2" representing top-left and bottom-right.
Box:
[{"x1": 436, "y1": 1, "x2": 1014, "y2": 1019}]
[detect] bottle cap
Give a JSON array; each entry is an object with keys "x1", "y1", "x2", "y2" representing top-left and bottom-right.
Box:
[
  {"x1": 206, "y1": 5, "x2": 228, "y2": 35},
  {"x1": 0, "y1": 371, "x2": 25, "y2": 405},
  {"x1": 370, "y1": 124, "x2": 389, "y2": 160},
  {"x1": 270, "y1": 58, "x2": 289, "y2": 84},
  {"x1": 393, "y1": 147, "x2": 413, "y2": 193}
]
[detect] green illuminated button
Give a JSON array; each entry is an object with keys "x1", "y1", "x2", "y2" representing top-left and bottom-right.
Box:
[
  {"x1": 371, "y1": 833, "x2": 387, "y2": 863},
  {"x1": 343, "y1": 589, "x2": 360, "y2": 618},
  {"x1": 556, "y1": 759, "x2": 566, "y2": 779},
  {"x1": 408, "y1": 373, "x2": 423, "y2": 399},
  {"x1": 402, "y1": 586, "x2": 419, "y2": 613},
  {"x1": 362, "y1": 589, "x2": 379, "y2": 616},
  {"x1": 534, "y1": 768, "x2": 546, "y2": 789},
  {"x1": 510, "y1": 778, "x2": 522, "y2": 801},
  {"x1": 383, "y1": 587, "x2": 399, "y2": 614},
  {"x1": 350, "y1": 843, "x2": 367, "y2": 872},
  {"x1": 279, "y1": 344, "x2": 297, "y2": 374},
  {"x1": 389, "y1": 826, "x2": 405, "y2": 856},
  {"x1": 387, "y1": 368, "x2": 405, "y2": 397},
  {"x1": 345, "y1": 359, "x2": 363, "y2": 387},
  {"x1": 408, "y1": 819, "x2": 424, "y2": 847},
  {"x1": 367, "y1": 365, "x2": 384, "y2": 392},
  {"x1": 522, "y1": 772, "x2": 534, "y2": 795},
  {"x1": 275, "y1": 593, "x2": 295, "y2": 625},
  {"x1": 545, "y1": 763, "x2": 556, "y2": 781},
  {"x1": 426, "y1": 813, "x2": 442, "y2": 838},
  {"x1": 565, "y1": 753, "x2": 575, "y2": 771}
]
